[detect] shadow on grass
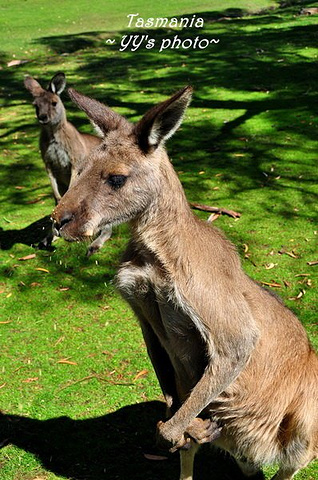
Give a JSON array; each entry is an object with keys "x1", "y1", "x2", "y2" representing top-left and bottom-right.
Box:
[
  {"x1": 1, "y1": 3, "x2": 317, "y2": 216},
  {"x1": 0, "y1": 215, "x2": 53, "y2": 250},
  {"x1": 0, "y1": 401, "x2": 248, "y2": 480}
]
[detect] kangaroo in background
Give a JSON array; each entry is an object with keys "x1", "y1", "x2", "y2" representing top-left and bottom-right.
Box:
[
  {"x1": 52, "y1": 86, "x2": 318, "y2": 480},
  {"x1": 24, "y1": 72, "x2": 112, "y2": 255}
]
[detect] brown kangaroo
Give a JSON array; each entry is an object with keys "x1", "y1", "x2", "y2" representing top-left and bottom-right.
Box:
[
  {"x1": 52, "y1": 86, "x2": 318, "y2": 480},
  {"x1": 24, "y1": 72, "x2": 112, "y2": 254}
]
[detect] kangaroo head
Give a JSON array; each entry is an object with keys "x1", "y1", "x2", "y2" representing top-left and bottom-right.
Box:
[
  {"x1": 52, "y1": 86, "x2": 192, "y2": 241},
  {"x1": 24, "y1": 72, "x2": 66, "y2": 126}
]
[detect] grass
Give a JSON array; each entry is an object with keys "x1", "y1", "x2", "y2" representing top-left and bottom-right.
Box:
[{"x1": 0, "y1": 0, "x2": 317, "y2": 479}]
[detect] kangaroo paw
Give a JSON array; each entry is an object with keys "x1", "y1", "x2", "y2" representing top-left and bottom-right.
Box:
[{"x1": 185, "y1": 417, "x2": 221, "y2": 444}]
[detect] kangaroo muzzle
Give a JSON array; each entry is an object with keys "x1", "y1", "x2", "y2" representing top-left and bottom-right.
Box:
[{"x1": 51, "y1": 210, "x2": 74, "y2": 237}]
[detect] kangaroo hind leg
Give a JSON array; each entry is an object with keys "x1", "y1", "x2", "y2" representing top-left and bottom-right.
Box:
[
  {"x1": 179, "y1": 442, "x2": 199, "y2": 480},
  {"x1": 236, "y1": 457, "x2": 265, "y2": 479}
]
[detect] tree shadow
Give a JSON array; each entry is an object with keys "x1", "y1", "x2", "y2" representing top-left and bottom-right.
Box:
[
  {"x1": 34, "y1": 6, "x2": 318, "y2": 203},
  {"x1": 1, "y1": 3, "x2": 317, "y2": 214},
  {"x1": 0, "y1": 401, "x2": 247, "y2": 480}
]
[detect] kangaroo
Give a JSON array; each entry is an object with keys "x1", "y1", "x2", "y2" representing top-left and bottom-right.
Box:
[
  {"x1": 24, "y1": 72, "x2": 112, "y2": 255},
  {"x1": 52, "y1": 86, "x2": 318, "y2": 480}
]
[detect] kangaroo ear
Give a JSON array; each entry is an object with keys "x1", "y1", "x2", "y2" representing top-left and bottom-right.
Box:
[
  {"x1": 68, "y1": 88, "x2": 127, "y2": 137},
  {"x1": 49, "y1": 72, "x2": 66, "y2": 95},
  {"x1": 24, "y1": 75, "x2": 44, "y2": 97},
  {"x1": 134, "y1": 86, "x2": 193, "y2": 153}
]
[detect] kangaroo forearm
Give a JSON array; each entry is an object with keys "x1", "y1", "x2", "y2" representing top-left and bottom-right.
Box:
[
  {"x1": 163, "y1": 354, "x2": 249, "y2": 439},
  {"x1": 163, "y1": 303, "x2": 259, "y2": 437}
]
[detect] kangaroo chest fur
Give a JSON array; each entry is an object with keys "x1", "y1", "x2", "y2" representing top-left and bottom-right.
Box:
[
  {"x1": 44, "y1": 138, "x2": 72, "y2": 170},
  {"x1": 116, "y1": 252, "x2": 207, "y2": 397},
  {"x1": 42, "y1": 136, "x2": 72, "y2": 194}
]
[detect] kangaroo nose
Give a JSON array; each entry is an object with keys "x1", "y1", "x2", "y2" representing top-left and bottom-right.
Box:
[
  {"x1": 38, "y1": 114, "x2": 48, "y2": 123},
  {"x1": 52, "y1": 212, "x2": 73, "y2": 236}
]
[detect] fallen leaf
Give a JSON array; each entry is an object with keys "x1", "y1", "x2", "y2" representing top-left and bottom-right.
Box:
[
  {"x1": 265, "y1": 263, "x2": 277, "y2": 270},
  {"x1": 243, "y1": 244, "x2": 249, "y2": 253},
  {"x1": 291, "y1": 290, "x2": 306, "y2": 300},
  {"x1": 102, "y1": 350, "x2": 113, "y2": 356},
  {"x1": 18, "y1": 253, "x2": 36, "y2": 261},
  {"x1": 307, "y1": 260, "x2": 318, "y2": 266},
  {"x1": 278, "y1": 249, "x2": 299, "y2": 259},
  {"x1": 6, "y1": 293, "x2": 12, "y2": 298},
  {"x1": 30, "y1": 282, "x2": 42, "y2": 287},
  {"x1": 286, "y1": 251, "x2": 298, "y2": 259},
  {"x1": 22, "y1": 377, "x2": 39, "y2": 383},
  {"x1": 295, "y1": 274, "x2": 311, "y2": 277},
  {"x1": 207, "y1": 213, "x2": 221, "y2": 222},
  {"x1": 143, "y1": 453, "x2": 168, "y2": 461},
  {"x1": 54, "y1": 336, "x2": 65, "y2": 346},
  {"x1": 58, "y1": 287, "x2": 70, "y2": 291},
  {"x1": 35, "y1": 268, "x2": 50, "y2": 273},
  {"x1": 57, "y1": 359, "x2": 77, "y2": 365},
  {"x1": 0, "y1": 383, "x2": 6, "y2": 389},
  {"x1": 134, "y1": 369, "x2": 148, "y2": 381},
  {"x1": 14, "y1": 186, "x2": 25, "y2": 190},
  {"x1": 261, "y1": 281, "x2": 282, "y2": 288},
  {"x1": 100, "y1": 305, "x2": 111, "y2": 311},
  {"x1": 283, "y1": 280, "x2": 292, "y2": 288},
  {"x1": 7, "y1": 59, "x2": 29, "y2": 67},
  {"x1": 0, "y1": 321, "x2": 12, "y2": 324}
]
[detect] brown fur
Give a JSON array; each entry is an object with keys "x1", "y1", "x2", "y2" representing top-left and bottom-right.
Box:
[
  {"x1": 24, "y1": 72, "x2": 102, "y2": 201},
  {"x1": 24, "y1": 73, "x2": 112, "y2": 254},
  {"x1": 52, "y1": 86, "x2": 318, "y2": 480}
]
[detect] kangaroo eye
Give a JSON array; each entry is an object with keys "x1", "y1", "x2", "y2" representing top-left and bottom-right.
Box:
[
  {"x1": 52, "y1": 101, "x2": 57, "y2": 107},
  {"x1": 107, "y1": 174, "x2": 127, "y2": 190}
]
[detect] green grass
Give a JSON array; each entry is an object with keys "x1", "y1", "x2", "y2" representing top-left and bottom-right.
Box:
[{"x1": 0, "y1": 1, "x2": 317, "y2": 479}]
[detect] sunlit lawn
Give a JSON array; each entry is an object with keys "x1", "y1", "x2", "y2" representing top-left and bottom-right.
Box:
[{"x1": 0, "y1": 1, "x2": 317, "y2": 479}]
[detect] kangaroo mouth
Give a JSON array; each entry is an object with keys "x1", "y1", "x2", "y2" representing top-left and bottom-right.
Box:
[{"x1": 53, "y1": 217, "x2": 98, "y2": 243}]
